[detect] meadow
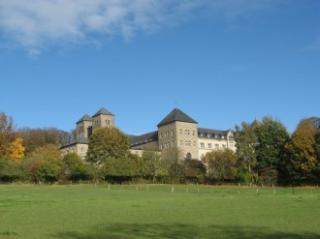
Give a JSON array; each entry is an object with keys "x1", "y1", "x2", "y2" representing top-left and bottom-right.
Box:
[{"x1": 0, "y1": 184, "x2": 320, "y2": 239}]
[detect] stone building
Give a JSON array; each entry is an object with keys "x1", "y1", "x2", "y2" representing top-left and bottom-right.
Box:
[
  {"x1": 61, "y1": 107, "x2": 236, "y2": 160},
  {"x1": 309, "y1": 117, "x2": 320, "y2": 129}
]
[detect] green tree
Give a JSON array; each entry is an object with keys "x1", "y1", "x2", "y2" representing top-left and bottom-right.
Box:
[
  {"x1": 255, "y1": 117, "x2": 289, "y2": 184},
  {"x1": 234, "y1": 121, "x2": 259, "y2": 183},
  {"x1": 202, "y1": 149, "x2": 238, "y2": 182},
  {"x1": 86, "y1": 127, "x2": 129, "y2": 165},
  {"x1": 282, "y1": 120, "x2": 317, "y2": 183},
  {"x1": 141, "y1": 151, "x2": 166, "y2": 183},
  {"x1": 161, "y1": 147, "x2": 184, "y2": 181},
  {"x1": 0, "y1": 158, "x2": 26, "y2": 182},
  {"x1": 62, "y1": 153, "x2": 93, "y2": 181}
]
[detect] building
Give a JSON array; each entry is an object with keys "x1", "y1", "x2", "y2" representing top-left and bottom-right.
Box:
[
  {"x1": 309, "y1": 117, "x2": 320, "y2": 129},
  {"x1": 61, "y1": 107, "x2": 236, "y2": 160}
]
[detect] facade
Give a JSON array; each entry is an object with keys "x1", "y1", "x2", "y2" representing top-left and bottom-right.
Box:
[
  {"x1": 309, "y1": 117, "x2": 320, "y2": 129},
  {"x1": 61, "y1": 107, "x2": 236, "y2": 160}
]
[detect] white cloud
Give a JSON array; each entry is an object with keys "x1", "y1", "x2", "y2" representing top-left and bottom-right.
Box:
[{"x1": 0, "y1": 0, "x2": 281, "y2": 54}]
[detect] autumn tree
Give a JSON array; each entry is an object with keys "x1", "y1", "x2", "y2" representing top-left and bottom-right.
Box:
[
  {"x1": 281, "y1": 120, "x2": 317, "y2": 183},
  {"x1": 23, "y1": 144, "x2": 62, "y2": 183},
  {"x1": 7, "y1": 137, "x2": 25, "y2": 161},
  {"x1": 18, "y1": 128, "x2": 71, "y2": 155},
  {"x1": 202, "y1": 149, "x2": 238, "y2": 182}
]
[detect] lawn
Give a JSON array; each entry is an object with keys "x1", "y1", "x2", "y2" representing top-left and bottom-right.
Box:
[{"x1": 0, "y1": 184, "x2": 320, "y2": 239}]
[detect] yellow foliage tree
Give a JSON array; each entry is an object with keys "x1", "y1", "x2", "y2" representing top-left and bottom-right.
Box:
[{"x1": 7, "y1": 137, "x2": 25, "y2": 161}]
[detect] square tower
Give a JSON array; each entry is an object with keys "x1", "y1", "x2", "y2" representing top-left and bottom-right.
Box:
[
  {"x1": 91, "y1": 107, "x2": 115, "y2": 130},
  {"x1": 158, "y1": 108, "x2": 199, "y2": 160},
  {"x1": 76, "y1": 114, "x2": 93, "y2": 140}
]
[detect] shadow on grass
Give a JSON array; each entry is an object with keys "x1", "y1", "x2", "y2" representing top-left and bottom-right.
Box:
[{"x1": 55, "y1": 224, "x2": 319, "y2": 239}]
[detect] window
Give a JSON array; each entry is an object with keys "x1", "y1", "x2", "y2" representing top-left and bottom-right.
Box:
[
  {"x1": 185, "y1": 140, "x2": 191, "y2": 146},
  {"x1": 185, "y1": 129, "x2": 188, "y2": 135},
  {"x1": 186, "y1": 153, "x2": 192, "y2": 160},
  {"x1": 222, "y1": 144, "x2": 226, "y2": 148},
  {"x1": 208, "y1": 143, "x2": 212, "y2": 148},
  {"x1": 215, "y1": 144, "x2": 219, "y2": 149},
  {"x1": 192, "y1": 130, "x2": 195, "y2": 136},
  {"x1": 187, "y1": 129, "x2": 190, "y2": 135},
  {"x1": 200, "y1": 142, "x2": 205, "y2": 148},
  {"x1": 207, "y1": 134, "x2": 211, "y2": 138}
]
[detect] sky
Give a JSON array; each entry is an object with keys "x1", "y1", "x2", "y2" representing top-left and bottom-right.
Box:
[{"x1": 0, "y1": 0, "x2": 319, "y2": 134}]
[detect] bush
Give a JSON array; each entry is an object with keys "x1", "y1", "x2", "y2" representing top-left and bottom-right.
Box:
[
  {"x1": 0, "y1": 158, "x2": 26, "y2": 182},
  {"x1": 62, "y1": 153, "x2": 93, "y2": 181},
  {"x1": 23, "y1": 144, "x2": 62, "y2": 183},
  {"x1": 202, "y1": 149, "x2": 238, "y2": 183}
]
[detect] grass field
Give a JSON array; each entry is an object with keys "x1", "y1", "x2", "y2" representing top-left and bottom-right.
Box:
[{"x1": 0, "y1": 184, "x2": 320, "y2": 239}]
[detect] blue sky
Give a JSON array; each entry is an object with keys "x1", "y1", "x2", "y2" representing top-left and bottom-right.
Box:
[{"x1": 0, "y1": 0, "x2": 319, "y2": 134}]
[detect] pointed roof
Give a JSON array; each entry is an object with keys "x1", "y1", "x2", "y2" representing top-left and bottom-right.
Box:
[
  {"x1": 92, "y1": 107, "x2": 114, "y2": 117},
  {"x1": 76, "y1": 114, "x2": 92, "y2": 124},
  {"x1": 157, "y1": 108, "x2": 197, "y2": 127}
]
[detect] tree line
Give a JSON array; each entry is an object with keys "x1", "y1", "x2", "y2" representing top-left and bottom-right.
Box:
[{"x1": 0, "y1": 112, "x2": 319, "y2": 185}]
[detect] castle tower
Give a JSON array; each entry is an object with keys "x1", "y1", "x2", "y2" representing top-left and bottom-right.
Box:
[
  {"x1": 76, "y1": 114, "x2": 93, "y2": 140},
  {"x1": 157, "y1": 108, "x2": 199, "y2": 160},
  {"x1": 92, "y1": 107, "x2": 115, "y2": 130}
]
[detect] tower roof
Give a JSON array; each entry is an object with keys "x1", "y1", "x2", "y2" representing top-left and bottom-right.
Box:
[
  {"x1": 76, "y1": 114, "x2": 92, "y2": 124},
  {"x1": 92, "y1": 107, "x2": 114, "y2": 117},
  {"x1": 157, "y1": 108, "x2": 197, "y2": 127}
]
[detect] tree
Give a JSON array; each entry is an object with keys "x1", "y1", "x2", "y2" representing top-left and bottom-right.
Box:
[
  {"x1": 0, "y1": 158, "x2": 26, "y2": 182},
  {"x1": 86, "y1": 127, "x2": 129, "y2": 165},
  {"x1": 62, "y1": 153, "x2": 93, "y2": 181},
  {"x1": 282, "y1": 120, "x2": 318, "y2": 183},
  {"x1": 315, "y1": 130, "x2": 320, "y2": 182},
  {"x1": 23, "y1": 144, "x2": 62, "y2": 183},
  {"x1": 254, "y1": 117, "x2": 289, "y2": 184},
  {"x1": 141, "y1": 151, "x2": 165, "y2": 182},
  {"x1": 18, "y1": 128, "x2": 71, "y2": 155},
  {"x1": 7, "y1": 137, "x2": 25, "y2": 161},
  {"x1": 183, "y1": 159, "x2": 206, "y2": 183},
  {"x1": 202, "y1": 149, "x2": 238, "y2": 182},
  {"x1": 234, "y1": 121, "x2": 259, "y2": 183},
  {"x1": 161, "y1": 147, "x2": 184, "y2": 180},
  {"x1": 0, "y1": 112, "x2": 15, "y2": 157}
]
